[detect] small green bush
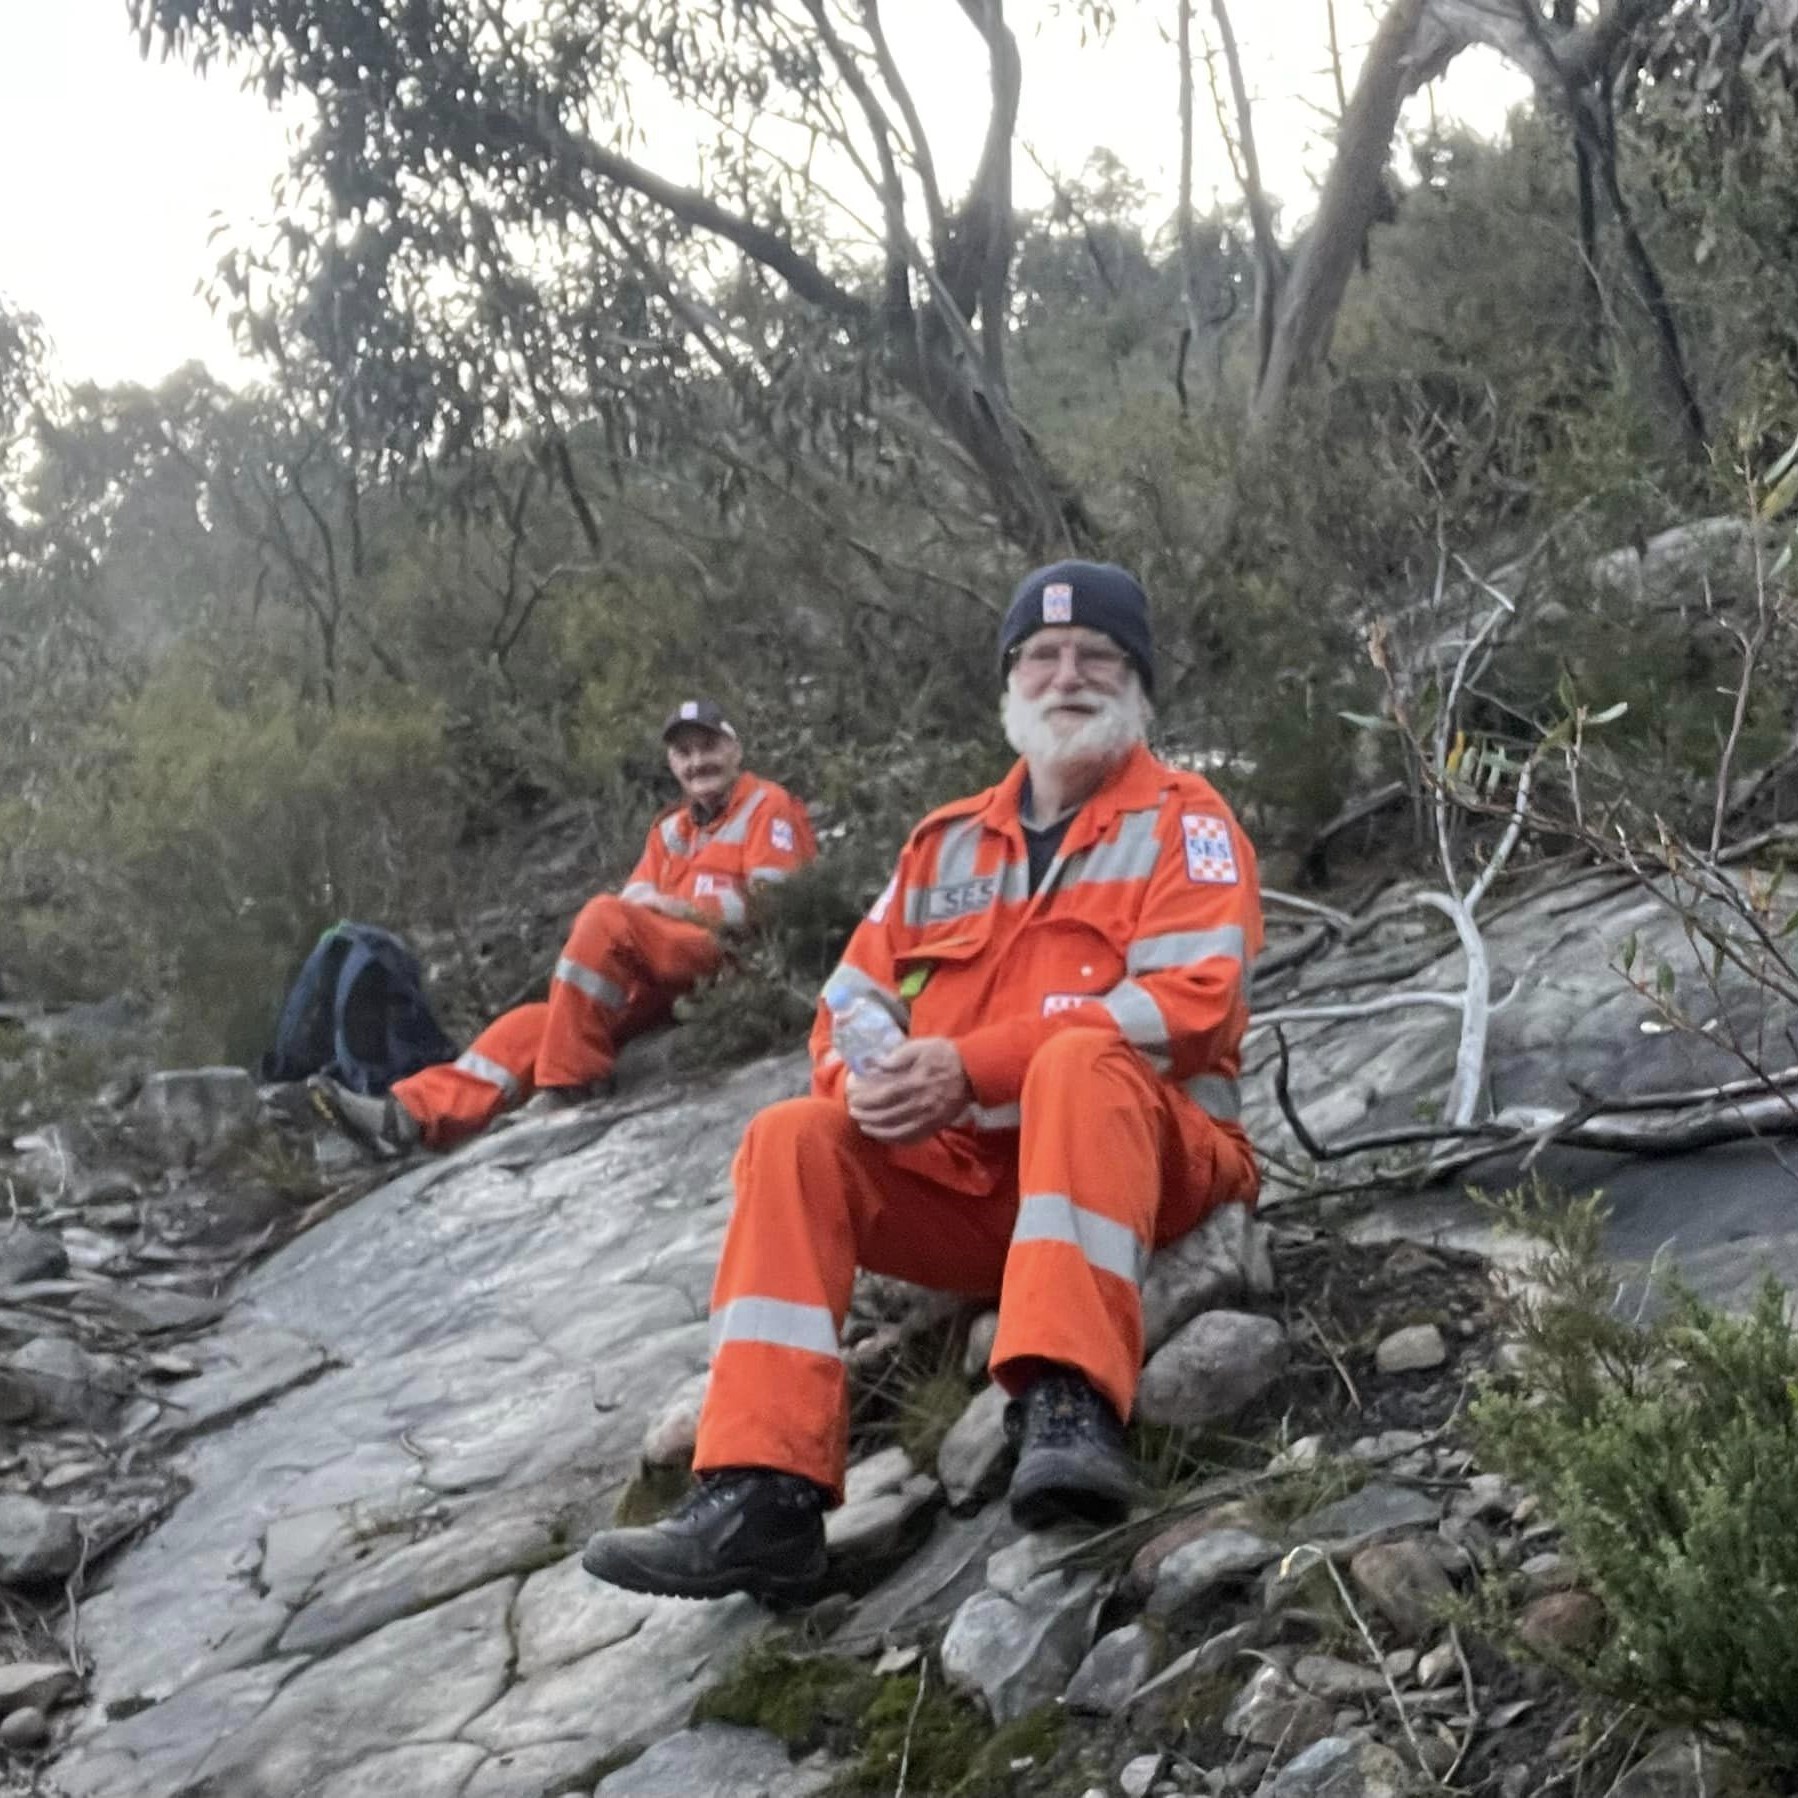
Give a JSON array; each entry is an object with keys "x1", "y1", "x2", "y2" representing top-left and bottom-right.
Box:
[{"x1": 1473, "y1": 1182, "x2": 1798, "y2": 1768}]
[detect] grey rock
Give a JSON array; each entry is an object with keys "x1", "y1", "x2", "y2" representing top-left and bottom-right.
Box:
[
  {"x1": 0, "y1": 1226, "x2": 67, "y2": 1287},
  {"x1": 305, "y1": 1746, "x2": 488, "y2": 1798},
  {"x1": 1223, "y1": 1664, "x2": 1335, "y2": 1752},
  {"x1": 1611, "y1": 1732, "x2": 1737, "y2": 1798},
  {"x1": 641, "y1": 1369, "x2": 709, "y2": 1466},
  {"x1": 843, "y1": 1445, "x2": 914, "y2": 1505},
  {"x1": 985, "y1": 1525, "x2": 1088, "y2": 1599},
  {"x1": 1285, "y1": 1483, "x2": 1441, "y2": 1556},
  {"x1": 1270, "y1": 1735, "x2": 1415, "y2": 1797},
  {"x1": 1125, "y1": 1620, "x2": 1261, "y2": 1713},
  {"x1": 1135, "y1": 1310, "x2": 1287, "y2": 1429},
  {"x1": 1374, "y1": 1325, "x2": 1447, "y2": 1375},
  {"x1": 1147, "y1": 1528, "x2": 1281, "y2": 1620},
  {"x1": 0, "y1": 1496, "x2": 82, "y2": 1587},
  {"x1": 1141, "y1": 1202, "x2": 1263, "y2": 1351},
  {"x1": 74, "y1": 1284, "x2": 223, "y2": 1336},
  {"x1": 825, "y1": 1473, "x2": 940, "y2": 1569},
  {"x1": 72, "y1": 1167, "x2": 142, "y2": 1207},
  {"x1": 1292, "y1": 1654, "x2": 1388, "y2": 1700},
  {"x1": 1063, "y1": 1622, "x2": 1157, "y2": 1715},
  {"x1": 1119, "y1": 1751, "x2": 1163, "y2": 1798},
  {"x1": 0, "y1": 1705, "x2": 48, "y2": 1749},
  {"x1": 1416, "y1": 1642, "x2": 1457, "y2": 1688},
  {"x1": 962, "y1": 1307, "x2": 999, "y2": 1379},
  {"x1": 0, "y1": 1661, "x2": 79, "y2": 1715},
  {"x1": 135, "y1": 1067, "x2": 262, "y2": 1162},
  {"x1": 937, "y1": 1380, "x2": 1011, "y2": 1508},
  {"x1": 1348, "y1": 1540, "x2": 1453, "y2": 1640},
  {"x1": 4, "y1": 1334, "x2": 128, "y2": 1428},
  {"x1": 595, "y1": 1723, "x2": 835, "y2": 1797},
  {"x1": 940, "y1": 1558, "x2": 1103, "y2": 1723}
]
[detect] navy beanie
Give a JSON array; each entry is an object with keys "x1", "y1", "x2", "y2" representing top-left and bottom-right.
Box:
[{"x1": 997, "y1": 560, "x2": 1155, "y2": 698}]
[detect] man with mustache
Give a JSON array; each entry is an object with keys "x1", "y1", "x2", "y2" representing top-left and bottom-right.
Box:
[
  {"x1": 311, "y1": 699, "x2": 817, "y2": 1154},
  {"x1": 584, "y1": 562, "x2": 1263, "y2": 1602}
]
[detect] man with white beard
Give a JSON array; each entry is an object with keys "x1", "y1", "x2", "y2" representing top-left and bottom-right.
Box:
[{"x1": 583, "y1": 561, "x2": 1265, "y2": 1603}]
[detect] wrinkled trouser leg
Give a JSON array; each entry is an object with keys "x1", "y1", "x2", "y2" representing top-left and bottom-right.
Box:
[
  {"x1": 694, "y1": 1097, "x2": 1016, "y2": 1500},
  {"x1": 391, "y1": 1002, "x2": 547, "y2": 1151},
  {"x1": 989, "y1": 1028, "x2": 1241, "y2": 1424},
  {"x1": 536, "y1": 896, "x2": 722, "y2": 1089}
]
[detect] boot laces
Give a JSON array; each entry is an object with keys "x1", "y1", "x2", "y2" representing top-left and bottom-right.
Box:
[{"x1": 1024, "y1": 1374, "x2": 1106, "y2": 1449}]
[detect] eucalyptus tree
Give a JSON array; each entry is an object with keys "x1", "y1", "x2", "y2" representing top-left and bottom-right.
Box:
[{"x1": 129, "y1": 0, "x2": 1089, "y2": 556}]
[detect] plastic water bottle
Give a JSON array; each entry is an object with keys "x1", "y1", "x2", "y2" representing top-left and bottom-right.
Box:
[{"x1": 826, "y1": 984, "x2": 908, "y2": 1075}]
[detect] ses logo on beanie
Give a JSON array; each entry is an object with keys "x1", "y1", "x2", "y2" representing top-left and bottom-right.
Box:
[{"x1": 997, "y1": 560, "x2": 1155, "y2": 698}]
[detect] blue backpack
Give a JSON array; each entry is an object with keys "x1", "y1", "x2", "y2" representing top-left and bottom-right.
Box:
[{"x1": 260, "y1": 923, "x2": 459, "y2": 1095}]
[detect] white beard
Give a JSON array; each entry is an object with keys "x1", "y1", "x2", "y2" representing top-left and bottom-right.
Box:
[{"x1": 1001, "y1": 673, "x2": 1151, "y2": 776}]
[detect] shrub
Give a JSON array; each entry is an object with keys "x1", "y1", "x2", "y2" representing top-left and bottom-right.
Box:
[{"x1": 1472, "y1": 1181, "x2": 1798, "y2": 1768}]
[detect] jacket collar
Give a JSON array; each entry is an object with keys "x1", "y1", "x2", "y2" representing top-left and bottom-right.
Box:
[{"x1": 981, "y1": 742, "x2": 1163, "y2": 852}]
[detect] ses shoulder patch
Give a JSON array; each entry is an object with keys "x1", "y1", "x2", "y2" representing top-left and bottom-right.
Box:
[
  {"x1": 771, "y1": 817, "x2": 796, "y2": 854},
  {"x1": 1181, "y1": 813, "x2": 1239, "y2": 885}
]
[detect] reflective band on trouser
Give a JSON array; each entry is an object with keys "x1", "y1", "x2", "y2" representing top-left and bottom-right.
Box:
[
  {"x1": 1101, "y1": 978, "x2": 1172, "y2": 1070},
  {"x1": 1126, "y1": 924, "x2": 1245, "y2": 973},
  {"x1": 454, "y1": 1050, "x2": 520, "y2": 1098},
  {"x1": 619, "y1": 882, "x2": 657, "y2": 903},
  {"x1": 1183, "y1": 1072, "x2": 1242, "y2": 1121},
  {"x1": 715, "y1": 889, "x2": 747, "y2": 926},
  {"x1": 709, "y1": 1294, "x2": 840, "y2": 1359},
  {"x1": 748, "y1": 866, "x2": 791, "y2": 885},
  {"x1": 1011, "y1": 1191, "x2": 1148, "y2": 1285},
  {"x1": 553, "y1": 956, "x2": 627, "y2": 1012}
]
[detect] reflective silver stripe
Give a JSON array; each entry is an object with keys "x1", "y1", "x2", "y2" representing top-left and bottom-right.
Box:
[
  {"x1": 968, "y1": 1101, "x2": 1021, "y2": 1130},
  {"x1": 748, "y1": 866, "x2": 791, "y2": 886},
  {"x1": 903, "y1": 858, "x2": 1029, "y2": 928},
  {"x1": 554, "y1": 956, "x2": 627, "y2": 1011},
  {"x1": 716, "y1": 889, "x2": 747, "y2": 926},
  {"x1": 709, "y1": 1295, "x2": 839, "y2": 1358},
  {"x1": 454, "y1": 1050, "x2": 521, "y2": 1097},
  {"x1": 1012, "y1": 1192, "x2": 1147, "y2": 1285},
  {"x1": 1101, "y1": 978, "x2": 1170, "y2": 1050},
  {"x1": 659, "y1": 814, "x2": 689, "y2": 855},
  {"x1": 822, "y1": 962, "x2": 902, "y2": 1012},
  {"x1": 932, "y1": 816, "x2": 986, "y2": 889},
  {"x1": 1184, "y1": 1073, "x2": 1243, "y2": 1121},
  {"x1": 619, "y1": 881, "x2": 657, "y2": 903},
  {"x1": 1126, "y1": 925, "x2": 1245, "y2": 974},
  {"x1": 1069, "y1": 809, "x2": 1162, "y2": 886},
  {"x1": 711, "y1": 785, "x2": 768, "y2": 846}
]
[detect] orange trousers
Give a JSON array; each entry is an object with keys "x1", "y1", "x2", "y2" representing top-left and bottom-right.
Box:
[
  {"x1": 693, "y1": 1028, "x2": 1257, "y2": 1500},
  {"x1": 392, "y1": 898, "x2": 721, "y2": 1150}
]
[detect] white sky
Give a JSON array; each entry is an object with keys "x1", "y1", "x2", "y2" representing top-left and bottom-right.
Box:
[{"x1": 0, "y1": 0, "x2": 1529, "y2": 389}]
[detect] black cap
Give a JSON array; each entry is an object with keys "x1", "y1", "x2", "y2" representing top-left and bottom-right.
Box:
[
  {"x1": 997, "y1": 560, "x2": 1155, "y2": 698},
  {"x1": 661, "y1": 698, "x2": 738, "y2": 741}
]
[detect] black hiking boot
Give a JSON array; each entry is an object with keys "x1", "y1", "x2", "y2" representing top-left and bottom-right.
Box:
[
  {"x1": 1005, "y1": 1369, "x2": 1138, "y2": 1530},
  {"x1": 581, "y1": 1468, "x2": 828, "y2": 1604},
  {"x1": 307, "y1": 1074, "x2": 422, "y2": 1158}
]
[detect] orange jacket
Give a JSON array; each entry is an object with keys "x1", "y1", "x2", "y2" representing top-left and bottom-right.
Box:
[
  {"x1": 622, "y1": 772, "x2": 818, "y2": 926},
  {"x1": 813, "y1": 743, "x2": 1262, "y2": 1151}
]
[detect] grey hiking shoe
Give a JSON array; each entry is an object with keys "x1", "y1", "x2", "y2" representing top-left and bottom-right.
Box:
[
  {"x1": 1005, "y1": 1369, "x2": 1137, "y2": 1530},
  {"x1": 307, "y1": 1074, "x2": 422, "y2": 1158},
  {"x1": 582, "y1": 1468, "x2": 828, "y2": 1604}
]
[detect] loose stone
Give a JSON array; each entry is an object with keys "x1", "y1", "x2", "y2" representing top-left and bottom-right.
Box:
[{"x1": 1374, "y1": 1324, "x2": 1447, "y2": 1374}]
